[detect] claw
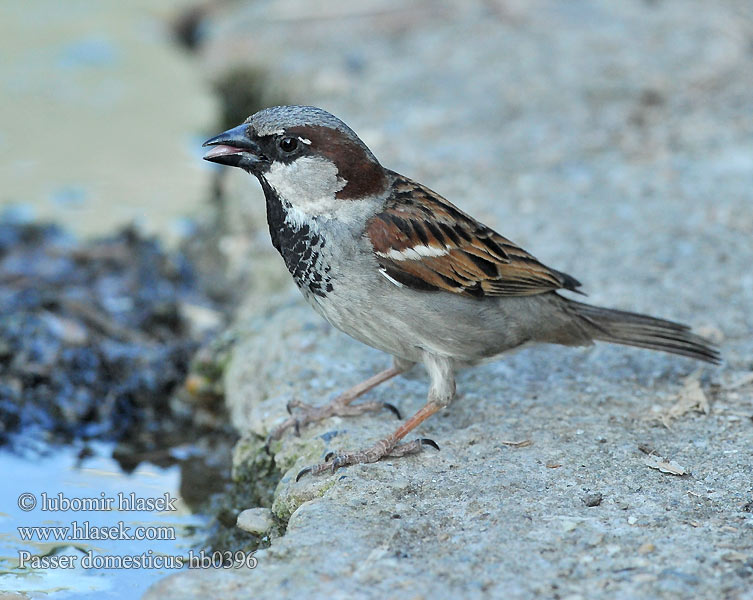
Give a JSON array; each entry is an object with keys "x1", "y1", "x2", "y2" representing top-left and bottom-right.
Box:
[
  {"x1": 287, "y1": 398, "x2": 305, "y2": 414},
  {"x1": 382, "y1": 402, "x2": 402, "y2": 419},
  {"x1": 264, "y1": 438, "x2": 272, "y2": 455},
  {"x1": 286, "y1": 399, "x2": 300, "y2": 415},
  {"x1": 420, "y1": 438, "x2": 440, "y2": 451},
  {"x1": 421, "y1": 438, "x2": 439, "y2": 450},
  {"x1": 294, "y1": 420, "x2": 300, "y2": 437},
  {"x1": 324, "y1": 451, "x2": 335, "y2": 462},
  {"x1": 295, "y1": 466, "x2": 312, "y2": 482}
]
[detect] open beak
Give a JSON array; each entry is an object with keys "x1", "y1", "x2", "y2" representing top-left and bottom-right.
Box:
[{"x1": 202, "y1": 124, "x2": 264, "y2": 170}]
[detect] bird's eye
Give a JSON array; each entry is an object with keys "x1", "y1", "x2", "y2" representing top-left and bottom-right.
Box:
[{"x1": 279, "y1": 137, "x2": 298, "y2": 153}]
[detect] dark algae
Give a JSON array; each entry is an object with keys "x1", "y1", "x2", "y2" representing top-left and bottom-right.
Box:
[{"x1": 0, "y1": 219, "x2": 227, "y2": 456}]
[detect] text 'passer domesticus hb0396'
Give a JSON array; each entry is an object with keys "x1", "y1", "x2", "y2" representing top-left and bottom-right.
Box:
[{"x1": 203, "y1": 105, "x2": 719, "y2": 479}]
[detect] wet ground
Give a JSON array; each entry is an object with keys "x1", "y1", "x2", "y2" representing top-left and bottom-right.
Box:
[
  {"x1": 0, "y1": 219, "x2": 218, "y2": 450},
  {"x1": 0, "y1": 216, "x2": 245, "y2": 597}
]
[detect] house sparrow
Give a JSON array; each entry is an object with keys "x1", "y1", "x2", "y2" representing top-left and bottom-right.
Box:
[{"x1": 203, "y1": 105, "x2": 719, "y2": 479}]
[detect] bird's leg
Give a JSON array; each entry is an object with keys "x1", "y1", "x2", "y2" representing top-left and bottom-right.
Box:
[
  {"x1": 297, "y1": 354, "x2": 455, "y2": 479},
  {"x1": 265, "y1": 358, "x2": 413, "y2": 448}
]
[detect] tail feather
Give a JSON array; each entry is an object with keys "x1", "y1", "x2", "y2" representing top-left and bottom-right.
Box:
[{"x1": 567, "y1": 300, "x2": 720, "y2": 364}]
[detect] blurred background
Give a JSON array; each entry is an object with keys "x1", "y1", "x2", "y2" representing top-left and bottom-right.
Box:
[
  {"x1": 0, "y1": 0, "x2": 216, "y2": 239},
  {"x1": 2, "y1": 0, "x2": 752, "y2": 241},
  {"x1": 1, "y1": 0, "x2": 752, "y2": 598}
]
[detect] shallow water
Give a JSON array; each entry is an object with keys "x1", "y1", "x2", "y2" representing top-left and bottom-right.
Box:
[
  {"x1": 0, "y1": 192, "x2": 234, "y2": 599},
  {"x1": 0, "y1": 444, "x2": 207, "y2": 598}
]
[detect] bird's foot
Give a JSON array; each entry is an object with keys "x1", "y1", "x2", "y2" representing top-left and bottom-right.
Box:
[
  {"x1": 296, "y1": 437, "x2": 439, "y2": 480},
  {"x1": 264, "y1": 396, "x2": 401, "y2": 452},
  {"x1": 263, "y1": 366, "x2": 405, "y2": 453}
]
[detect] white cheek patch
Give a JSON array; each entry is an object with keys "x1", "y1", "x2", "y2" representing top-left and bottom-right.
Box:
[
  {"x1": 262, "y1": 155, "x2": 384, "y2": 229},
  {"x1": 376, "y1": 245, "x2": 449, "y2": 261},
  {"x1": 263, "y1": 157, "x2": 347, "y2": 225}
]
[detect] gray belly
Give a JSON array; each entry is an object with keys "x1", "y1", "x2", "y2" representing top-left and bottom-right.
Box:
[{"x1": 305, "y1": 257, "x2": 545, "y2": 364}]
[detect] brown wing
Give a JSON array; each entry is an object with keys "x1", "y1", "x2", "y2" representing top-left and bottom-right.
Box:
[{"x1": 365, "y1": 173, "x2": 582, "y2": 298}]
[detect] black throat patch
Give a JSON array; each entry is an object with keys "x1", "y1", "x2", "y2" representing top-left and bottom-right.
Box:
[{"x1": 259, "y1": 180, "x2": 333, "y2": 298}]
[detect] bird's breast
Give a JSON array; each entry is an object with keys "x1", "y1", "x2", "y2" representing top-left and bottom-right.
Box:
[{"x1": 264, "y1": 192, "x2": 334, "y2": 299}]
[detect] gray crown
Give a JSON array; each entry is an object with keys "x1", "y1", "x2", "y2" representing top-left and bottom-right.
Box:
[
  {"x1": 245, "y1": 105, "x2": 376, "y2": 159},
  {"x1": 244, "y1": 105, "x2": 353, "y2": 135}
]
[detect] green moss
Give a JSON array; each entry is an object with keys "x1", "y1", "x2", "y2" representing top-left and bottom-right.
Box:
[
  {"x1": 231, "y1": 434, "x2": 282, "y2": 507},
  {"x1": 271, "y1": 475, "x2": 338, "y2": 522},
  {"x1": 201, "y1": 434, "x2": 285, "y2": 552}
]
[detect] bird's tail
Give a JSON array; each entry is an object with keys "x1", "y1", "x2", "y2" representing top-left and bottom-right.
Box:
[{"x1": 566, "y1": 299, "x2": 720, "y2": 364}]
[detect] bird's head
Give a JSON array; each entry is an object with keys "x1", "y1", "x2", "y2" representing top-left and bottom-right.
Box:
[{"x1": 203, "y1": 106, "x2": 389, "y2": 217}]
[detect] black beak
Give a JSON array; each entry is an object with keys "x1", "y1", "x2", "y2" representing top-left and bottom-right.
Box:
[{"x1": 202, "y1": 124, "x2": 265, "y2": 170}]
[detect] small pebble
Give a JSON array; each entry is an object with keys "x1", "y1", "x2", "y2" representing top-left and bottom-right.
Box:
[
  {"x1": 638, "y1": 542, "x2": 655, "y2": 554},
  {"x1": 582, "y1": 492, "x2": 603, "y2": 507},
  {"x1": 237, "y1": 507, "x2": 274, "y2": 535}
]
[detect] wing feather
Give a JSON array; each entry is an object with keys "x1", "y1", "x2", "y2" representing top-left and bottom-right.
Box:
[{"x1": 366, "y1": 173, "x2": 582, "y2": 298}]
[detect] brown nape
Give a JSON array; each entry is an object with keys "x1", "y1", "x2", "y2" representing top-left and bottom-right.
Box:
[{"x1": 286, "y1": 125, "x2": 388, "y2": 199}]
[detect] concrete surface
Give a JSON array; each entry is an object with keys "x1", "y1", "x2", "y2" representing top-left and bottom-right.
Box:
[{"x1": 146, "y1": 1, "x2": 753, "y2": 598}]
